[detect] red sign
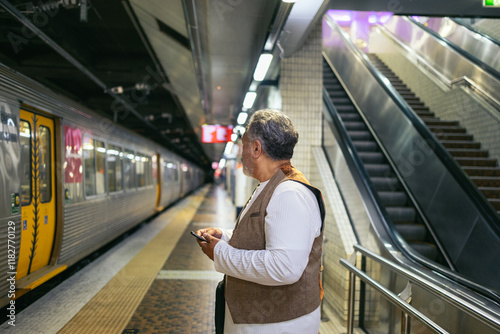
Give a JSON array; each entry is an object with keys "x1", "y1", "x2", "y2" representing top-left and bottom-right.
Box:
[{"x1": 201, "y1": 124, "x2": 233, "y2": 143}]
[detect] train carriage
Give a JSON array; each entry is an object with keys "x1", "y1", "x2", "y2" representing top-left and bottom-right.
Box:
[{"x1": 0, "y1": 63, "x2": 204, "y2": 308}]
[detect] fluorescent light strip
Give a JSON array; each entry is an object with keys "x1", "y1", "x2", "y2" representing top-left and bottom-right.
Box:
[
  {"x1": 253, "y1": 54, "x2": 273, "y2": 81},
  {"x1": 243, "y1": 92, "x2": 257, "y2": 109}
]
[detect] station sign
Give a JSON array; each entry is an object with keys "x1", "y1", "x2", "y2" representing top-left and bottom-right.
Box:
[{"x1": 201, "y1": 124, "x2": 233, "y2": 143}]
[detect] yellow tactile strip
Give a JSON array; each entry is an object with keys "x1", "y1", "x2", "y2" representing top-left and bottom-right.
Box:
[{"x1": 58, "y1": 186, "x2": 209, "y2": 334}]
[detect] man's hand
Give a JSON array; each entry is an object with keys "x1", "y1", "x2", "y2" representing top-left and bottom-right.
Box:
[{"x1": 195, "y1": 228, "x2": 222, "y2": 261}]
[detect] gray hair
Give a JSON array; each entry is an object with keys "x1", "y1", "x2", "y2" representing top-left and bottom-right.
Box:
[{"x1": 245, "y1": 109, "x2": 298, "y2": 161}]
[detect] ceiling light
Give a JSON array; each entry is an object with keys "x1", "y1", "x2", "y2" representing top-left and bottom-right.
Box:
[
  {"x1": 225, "y1": 142, "x2": 234, "y2": 155},
  {"x1": 282, "y1": 0, "x2": 297, "y2": 3},
  {"x1": 237, "y1": 112, "x2": 248, "y2": 125},
  {"x1": 243, "y1": 92, "x2": 257, "y2": 109},
  {"x1": 253, "y1": 54, "x2": 273, "y2": 81}
]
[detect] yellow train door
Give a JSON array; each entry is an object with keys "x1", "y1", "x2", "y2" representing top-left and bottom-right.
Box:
[{"x1": 16, "y1": 109, "x2": 56, "y2": 280}]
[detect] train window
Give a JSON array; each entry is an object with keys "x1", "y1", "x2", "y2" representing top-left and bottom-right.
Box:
[
  {"x1": 83, "y1": 136, "x2": 96, "y2": 196},
  {"x1": 39, "y1": 126, "x2": 52, "y2": 203},
  {"x1": 107, "y1": 144, "x2": 123, "y2": 192},
  {"x1": 173, "y1": 162, "x2": 179, "y2": 182},
  {"x1": 95, "y1": 141, "x2": 106, "y2": 195},
  {"x1": 152, "y1": 155, "x2": 158, "y2": 184},
  {"x1": 123, "y1": 149, "x2": 135, "y2": 190},
  {"x1": 19, "y1": 120, "x2": 31, "y2": 205},
  {"x1": 164, "y1": 161, "x2": 173, "y2": 183},
  {"x1": 136, "y1": 153, "x2": 152, "y2": 187},
  {"x1": 83, "y1": 136, "x2": 106, "y2": 196}
]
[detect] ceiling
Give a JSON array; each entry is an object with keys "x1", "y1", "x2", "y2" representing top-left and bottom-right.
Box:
[
  {"x1": 0, "y1": 0, "x2": 285, "y2": 169},
  {"x1": 0, "y1": 0, "x2": 498, "y2": 170}
]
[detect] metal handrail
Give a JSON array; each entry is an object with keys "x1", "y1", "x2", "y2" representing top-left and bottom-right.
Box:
[
  {"x1": 352, "y1": 244, "x2": 500, "y2": 331},
  {"x1": 340, "y1": 256, "x2": 449, "y2": 334}
]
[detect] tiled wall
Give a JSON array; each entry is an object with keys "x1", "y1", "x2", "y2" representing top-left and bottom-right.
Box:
[
  {"x1": 281, "y1": 20, "x2": 359, "y2": 327},
  {"x1": 371, "y1": 33, "x2": 500, "y2": 164},
  {"x1": 281, "y1": 20, "x2": 323, "y2": 178}
]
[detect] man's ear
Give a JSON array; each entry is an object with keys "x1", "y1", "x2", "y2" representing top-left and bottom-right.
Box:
[{"x1": 252, "y1": 140, "x2": 262, "y2": 158}]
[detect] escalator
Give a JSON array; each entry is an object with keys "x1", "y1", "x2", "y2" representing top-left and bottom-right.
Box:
[
  {"x1": 323, "y1": 61, "x2": 443, "y2": 263},
  {"x1": 322, "y1": 13, "x2": 500, "y2": 334},
  {"x1": 367, "y1": 53, "x2": 500, "y2": 217}
]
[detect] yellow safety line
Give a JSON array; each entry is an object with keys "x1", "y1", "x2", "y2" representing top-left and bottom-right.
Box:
[{"x1": 58, "y1": 186, "x2": 209, "y2": 334}]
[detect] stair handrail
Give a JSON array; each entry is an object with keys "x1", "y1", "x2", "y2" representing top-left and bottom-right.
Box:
[
  {"x1": 341, "y1": 245, "x2": 500, "y2": 333},
  {"x1": 340, "y1": 255, "x2": 450, "y2": 334},
  {"x1": 327, "y1": 17, "x2": 500, "y2": 231}
]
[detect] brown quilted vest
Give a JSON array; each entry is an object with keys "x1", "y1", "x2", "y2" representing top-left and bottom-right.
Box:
[{"x1": 225, "y1": 163, "x2": 325, "y2": 324}]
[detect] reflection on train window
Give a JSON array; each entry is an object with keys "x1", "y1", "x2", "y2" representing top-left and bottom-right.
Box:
[
  {"x1": 136, "y1": 153, "x2": 152, "y2": 187},
  {"x1": 173, "y1": 163, "x2": 179, "y2": 182},
  {"x1": 123, "y1": 149, "x2": 135, "y2": 190},
  {"x1": 83, "y1": 136, "x2": 105, "y2": 196},
  {"x1": 95, "y1": 141, "x2": 106, "y2": 195},
  {"x1": 107, "y1": 144, "x2": 123, "y2": 192},
  {"x1": 83, "y1": 136, "x2": 96, "y2": 196},
  {"x1": 39, "y1": 126, "x2": 52, "y2": 203},
  {"x1": 164, "y1": 161, "x2": 173, "y2": 184},
  {"x1": 19, "y1": 120, "x2": 31, "y2": 205}
]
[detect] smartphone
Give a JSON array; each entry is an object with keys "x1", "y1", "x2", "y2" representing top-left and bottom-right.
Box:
[{"x1": 191, "y1": 231, "x2": 208, "y2": 242}]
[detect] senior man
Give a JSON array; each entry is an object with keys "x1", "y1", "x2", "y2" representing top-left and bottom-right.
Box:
[{"x1": 196, "y1": 109, "x2": 325, "y2": 334}]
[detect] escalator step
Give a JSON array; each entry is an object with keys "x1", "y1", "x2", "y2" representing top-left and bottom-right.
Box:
[
  {"x1": 340, "y1": 113, "x2": 362, "y2": 122},
  {"x1": 348, "y1": 131, "x2": 371, "y2": 141},
  {"x1": 394, "y1": 223, "x2": 427, "y2": 242},
  {"x1": 386, "y1": 206, "x2": 416, "y2": 222},
  {"x1": 353, "y1": 141, "x2": 378, "y2": 152},
  {"x1": 470, "y1": 176, "x2": 500, "y2": 187},
  {"x1": 335, "y1": 105, "x2": 356, "y2": 113},
  {"x1": 448, "y1": 148, "x2": 489, "y2": 158},
  {"x1": 455, "y1": 157, "x2": 498, "y2": 167},
  {"x1": 329, "y1": 91, "x2": 347, "y2": 98},
  {"x1": 344, "y1": 122, "x2": 366, "y2": 131},
  {"x1": 402, "y1": 96, "x2": 421, "y2": 103},
  {"x1": 359, "y1": 151, "x2": 385, "y2": 163},
  {"x1": 422, "y1": 118, "x2": 460, "y2": 127},
  {"x1": 324, "y1": 84, "x2": 343, "y2": 91},
  {"x1": 412, "y1": 105, "x2": 431, "y2": 112},
  {"x1": 410, "y1": 242, "x2": 438, "y2": 261},
  {"x1": 432, "y1": 133, "x2": 473, "y2": 141},
  {"x1": 378, "y1": 191, "x2": 408, "y2": 206},
  {"x1": 408, "y1": 101, "x2": 427, "y2": 108},
  {"x1": 463, "y1": 167, "x2": 500, "y2": 177},
  {"x1": 479, "y1": 187, "x2": 500, "y2": 198},
  {"x1": 440, "y1": 140, "x2": 481, "y2": 149},
  {"x1": 416, "y1": 111, "x2": 435, "y2": 118},
  {"x1": 371, "y1": 177, "x2": 401, "y2": 191},
  {"x1": 489, "y1": 199, "x2": 500, "y2": 210},
  {"x1": 331, "y1": 97, "x2": 351, "y2": 105},
  {"x1": 365, "y1": 163, "x2": 392, "y2": 177},
  {"x1": 428, "y1": 125, "x2": 466, "y2": 133}
]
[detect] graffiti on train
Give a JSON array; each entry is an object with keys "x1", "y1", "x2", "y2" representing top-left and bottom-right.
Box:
[{"x1": 0, "y1": 105, "x2": 18, "y2": 143}]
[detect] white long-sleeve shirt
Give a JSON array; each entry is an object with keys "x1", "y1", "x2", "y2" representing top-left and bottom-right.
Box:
[{"x1": 214, "y1": 179, "x2": 323, "y2": 334}]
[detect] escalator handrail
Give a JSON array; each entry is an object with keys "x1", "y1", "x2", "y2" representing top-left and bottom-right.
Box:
[
  {"x1": 328, "y1": 17, "x2": 500, "y2": 232},
  {"x1": 353, "y1": 244, "x2": 500, "y2": 329},
  {"x1": 322, "y1": 85, "x2": 500, "y2": 304},
  {"x1": 407, "y1": 16, "x2": 500, "y2": 83},
  {"x1": 449, "y1": 18, "x2": 500, "y2": 49}
]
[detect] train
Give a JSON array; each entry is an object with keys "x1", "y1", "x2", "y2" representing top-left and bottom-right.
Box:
[{"x1": 0, "y1": 62, "x2": 205, "y2": 308}]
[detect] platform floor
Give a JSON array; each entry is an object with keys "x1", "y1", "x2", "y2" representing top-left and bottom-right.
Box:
[{"x1": 1, "y1": 184, "x2": 355, "y2": 333}]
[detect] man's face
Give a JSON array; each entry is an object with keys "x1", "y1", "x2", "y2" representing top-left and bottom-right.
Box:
[{"x1": 241, "y1": 133, "x2": 255, "y2": 177}]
